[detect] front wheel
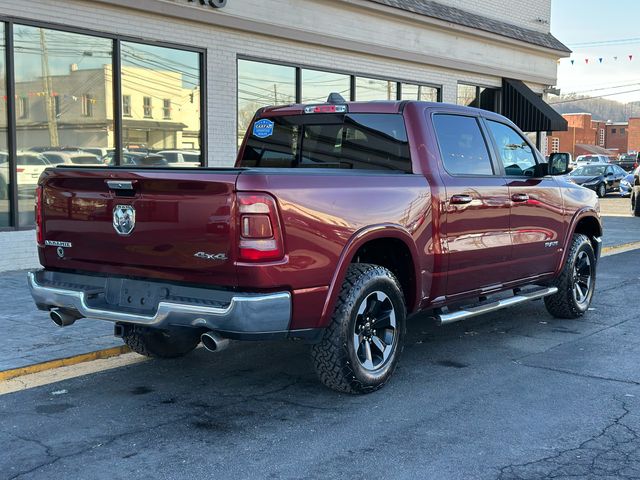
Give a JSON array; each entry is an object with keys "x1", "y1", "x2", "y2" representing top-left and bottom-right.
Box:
[
  {"x1": 597, "y1": 183, "x2": 606, "y2": 198},
  {"x1": 122, "y1": 325, "x2": 200, "y2": 358},
  {"x1": 544, "y1": 234, "x2": 596, "y2": 319},
  {"x1": 310, "y1": 263, "x2": 406, "y2": 394}
]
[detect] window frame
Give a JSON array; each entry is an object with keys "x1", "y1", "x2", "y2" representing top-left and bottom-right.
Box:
[
  {"x1": 456, "y1": 82, "x2": 501, "y2": 112},
  {"x1": 430, "y1": 110, "x2": 499, "y2": 178},
  {"x1": 0, "y1": 15, "x2": 208, "y2": 230}
]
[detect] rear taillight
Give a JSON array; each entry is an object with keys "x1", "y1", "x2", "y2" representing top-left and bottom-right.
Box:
[
  {"x1": 16, "y1": 167, "x2": 24, "y2": 173},
  {"x1": 35, "y1": 185, "x2": 44, "y2": 245},
  {"x1": 237, "y1": 192, "x2": 284, "y2": 262}
]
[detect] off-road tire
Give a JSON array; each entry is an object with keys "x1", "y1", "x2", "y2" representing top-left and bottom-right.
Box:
[
  {"x1": 597, "y1": 183, "x2": 606, "y2": 198},
  {"x1": 632, "y1": 186, "x2": 640, "y2": 217},
  {"x1": 310, "y1": 263, "x2": 406, "y2": 394},
  {"x1": 122, "y1": 325, "x2": 200, "y2": 358},
  {"x1": 544, "y1": 234, "x2": 596, "y2": 319}
]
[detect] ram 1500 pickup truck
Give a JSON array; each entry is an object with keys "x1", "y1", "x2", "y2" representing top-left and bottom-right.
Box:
[{"x1": 29, "y1": 98, "x2": 602, "y2": 394}]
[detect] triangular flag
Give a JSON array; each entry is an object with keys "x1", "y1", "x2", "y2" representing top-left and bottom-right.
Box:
[
  {"x1": 599, "y1": 58, "x2": 603, "y2": 63},
  {"x1": 585, "y1": 58, "x2": 589, "y2": 64},
  {"x1": 570, "y1": 59, "x2": 575, "y2": 65},
  {"x1": 630, "y1": 55, "x2": 634, "y2": 61}
]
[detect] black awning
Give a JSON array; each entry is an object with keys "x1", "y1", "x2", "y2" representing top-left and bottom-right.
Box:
[{"x1": 501, "y1": 79, "x2": 567, "y2": 132}]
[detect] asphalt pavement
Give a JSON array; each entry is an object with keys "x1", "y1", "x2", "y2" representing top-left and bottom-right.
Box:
[{"x1": 1, "y1": 248, "x2": 640, "y2": 480}]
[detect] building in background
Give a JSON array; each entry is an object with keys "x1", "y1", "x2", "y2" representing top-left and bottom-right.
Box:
[{"x1": 0, "y1": 0, "x2": 569, "y2": 270}]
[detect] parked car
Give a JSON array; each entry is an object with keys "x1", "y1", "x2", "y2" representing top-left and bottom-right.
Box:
[
  {"x1": 16, "y1": 152, "x2": 52, "y2": 196},
  {"x1": 614, "y1": 153, "x2": 639, "y2": 172},
  {"x1": 29, "y1": 98, "x2": 602, "y2": 394},
  {"x1": 80, "y1": 147, "x2": 114, "y2": 160},
  {"x1": 157, "y1": 150, "x2": 201, "y2": 167},
  {"x1": 575, "y1": 154, "x2": 610, "y2": 165},
  {"x1": 567, "y1": 163, "x2": 627, "y2": 197},
  {"x1": 42, "y1": 151, "x2": 103, "y2": 167},
  {"x1": 620, "y1": 169, "x2": 636, "y2": 196}
]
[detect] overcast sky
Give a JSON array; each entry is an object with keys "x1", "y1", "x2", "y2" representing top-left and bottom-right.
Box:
[{"x1": 551, "y1": 0, "x2": 640, "y2": 103}]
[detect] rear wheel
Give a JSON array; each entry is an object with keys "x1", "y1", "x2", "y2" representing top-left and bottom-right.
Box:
[
  {"x1": 597, "y1": 183, "x2": 606, "y2": 198},
  {"x1": 310, "y1": 263, "x2": 406, "y2": 394},
  {"x1": 544, "y1": 234, "x2": 596, "y2": 319},
  {"x1": 122, "y1": 325, "x2": 200, "y2": 358}
]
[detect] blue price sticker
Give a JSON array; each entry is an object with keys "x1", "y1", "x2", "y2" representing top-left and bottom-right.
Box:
[{"x1": 253, "y1": 119, "x2": 275, "y2": 139}]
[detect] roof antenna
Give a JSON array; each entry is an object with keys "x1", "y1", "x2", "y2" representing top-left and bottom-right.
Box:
[{"x1": 326, "y1": 92, "x2": 346, "y2": 104}]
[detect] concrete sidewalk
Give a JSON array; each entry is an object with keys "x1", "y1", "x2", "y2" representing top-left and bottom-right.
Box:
[{"x1": 1, "y1": 211, "x2": 639, "y2": 379}]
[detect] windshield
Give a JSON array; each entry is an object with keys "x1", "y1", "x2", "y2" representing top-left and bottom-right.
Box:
[
  {"x1": 240, "y1": 113, "x2": 412, "y2": 172},
  {"x1": 570, "y1": 165, "x2": 606, "y2": 176}
]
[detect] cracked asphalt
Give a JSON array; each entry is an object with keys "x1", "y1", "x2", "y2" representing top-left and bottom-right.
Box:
[{"x1": 1, "y1": 249, "x2": 640, "y2": 480}]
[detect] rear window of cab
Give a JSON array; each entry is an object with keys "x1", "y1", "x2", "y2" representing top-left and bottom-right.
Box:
[{"x1": 240, "y1": 113, "x2": 412, "y2": 173}]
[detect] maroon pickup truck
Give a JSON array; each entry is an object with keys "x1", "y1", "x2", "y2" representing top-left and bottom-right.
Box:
[{"x1": 29, "y1": 98, "x2": 602, "y2": 394}]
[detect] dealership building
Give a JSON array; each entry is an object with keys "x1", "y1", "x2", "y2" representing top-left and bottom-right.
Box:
[{"x1": 0, "y1": 0, "x2": 569, "y2": 270}]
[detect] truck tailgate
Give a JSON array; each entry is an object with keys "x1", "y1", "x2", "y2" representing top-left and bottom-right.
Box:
[{"x1": 39, "y1": 168, "x2": 241, "y2": 286}]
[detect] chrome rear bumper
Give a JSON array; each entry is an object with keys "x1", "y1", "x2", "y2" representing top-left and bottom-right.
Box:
[{"x1": 28, "y1": 270, "x2": 291, "y2": 335}]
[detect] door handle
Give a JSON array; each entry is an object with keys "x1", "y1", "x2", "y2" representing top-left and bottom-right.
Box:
[
  {"x1": 450, "y1": 194, "x2": 473, "y2": 205},
  {"x1": 511, "y1": 193, "x2": 529, "y2": 202}
]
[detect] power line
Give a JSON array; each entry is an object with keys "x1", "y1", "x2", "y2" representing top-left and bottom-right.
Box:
[{"x1": 549, "y1": 88, "x2": 640, "y2": 105}]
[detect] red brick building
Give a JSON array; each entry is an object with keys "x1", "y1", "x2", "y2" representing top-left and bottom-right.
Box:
[
  {"x1": 627, "y1": 118, "x2": 640, "y2": 153},
  {"x1": 547, "y1": 113, "x2": 629, "y2": 157}
]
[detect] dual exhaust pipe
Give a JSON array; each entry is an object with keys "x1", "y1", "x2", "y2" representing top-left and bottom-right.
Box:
[{"x1": 50, "y1": 308, "x2": 229, "y2": 353}]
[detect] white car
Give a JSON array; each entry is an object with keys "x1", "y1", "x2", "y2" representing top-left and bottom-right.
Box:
[
  {"x1": 157, "y1": 150, "x2": 201, "y2": 167},
  {"x1": 575, "y1": 154, "x2": 610, "y2": 165},
  {"x1": 16, "y1": 152, "x2": 52, "y2": 197},
  {"x1": 42, "y1": 151, "x2": 103, "y2": 167}
]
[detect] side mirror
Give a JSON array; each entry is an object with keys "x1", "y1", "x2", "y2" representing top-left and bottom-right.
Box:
[{"x1": 548, "y1": 152, "x2": 571, "y2": 176}]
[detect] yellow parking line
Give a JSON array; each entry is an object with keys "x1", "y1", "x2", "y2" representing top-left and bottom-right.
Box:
[
  {"x1": 601, "y1": 241, "x2": 640, "y2": 257},
  {"x1": 0, "y1": 345, "x2": 130, "y2": 382}
]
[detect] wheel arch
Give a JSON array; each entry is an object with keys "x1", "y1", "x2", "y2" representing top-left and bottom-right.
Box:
[
  {"x1": 319, "y1": 225, "x2": 421, "y2": 328},
  {"x1": 557, "y1": 209, "x2": 602, "y2": 274}
]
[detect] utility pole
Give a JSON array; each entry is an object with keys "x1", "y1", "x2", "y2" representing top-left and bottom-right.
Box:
[
  {"x1": 39, "y1": 29, "x2": 59, "y2": 147},
  {"x1": 273, "y1": 83, "x2": 278, "y2": 104}
]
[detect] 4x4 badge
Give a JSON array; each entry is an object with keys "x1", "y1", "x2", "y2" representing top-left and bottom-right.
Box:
[{"x1": 113, "y1": 205, "x2": 136, "y2": 236}]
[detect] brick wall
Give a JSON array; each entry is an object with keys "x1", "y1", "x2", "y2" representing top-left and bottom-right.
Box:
[
  {"x1": 605, "y1": 124, "x2": 628, "y2": 154},
  {"x1": 628, "y1": 118, "x2": 640, "y2": 152}
]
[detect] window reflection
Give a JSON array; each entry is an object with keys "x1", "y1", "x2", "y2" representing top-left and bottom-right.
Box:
[
  {"x1": 301, "y1": 69, "x2": 350, "y2": 103},
  {"x1": 13, "y1": 25, "x2": 114, "y2": 226},
  {"x1": 457, "y1": 84, "x2": 478, "y2": 107},
  {"x1": 401, "y1": 83, "x2": 439, "y2": 102},
  {"x1": 237, "y1": 60, "x2": 295, "y2": 147},
  {"x1": 120, "y1": 42, "x2": 201, "y2": 166},
  {"x1": 355, "y1": 77, "x2": 397, "y2": 101}
]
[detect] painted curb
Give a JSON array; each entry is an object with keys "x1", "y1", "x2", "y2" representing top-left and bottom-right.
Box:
[
  {"x1": 0, "y1": 345, "x2": 130, "y2": 382},
  {"x1": 601, "y1": 240, "x2": 640, "y2": 257}
]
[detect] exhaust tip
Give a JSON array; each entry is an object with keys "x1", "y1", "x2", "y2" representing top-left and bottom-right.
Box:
[
  {"x1": 50, "y1": 308, "x2": 78, "y2": 327},
  {"x1": 201, "y1": 331, "x2": 230, "y2": 353}
]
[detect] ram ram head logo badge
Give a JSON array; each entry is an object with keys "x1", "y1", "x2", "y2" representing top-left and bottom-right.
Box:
[{"x1": 113, "y1": 205, "x2": 136, "y2": 236}]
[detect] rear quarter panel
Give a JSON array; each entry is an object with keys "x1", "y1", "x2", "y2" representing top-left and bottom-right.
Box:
[{"x1": 235, "y1": 170, "x2": 432, "y2": 329}]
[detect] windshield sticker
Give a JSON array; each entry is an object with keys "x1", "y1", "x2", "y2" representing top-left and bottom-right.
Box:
[{"x1": 253, "y1": 119, "x2": 274, "y2": 138}]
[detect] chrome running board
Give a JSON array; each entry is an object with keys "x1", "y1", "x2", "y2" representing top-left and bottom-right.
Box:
[{"x1": 436, "y1": 287, "x2": 558, "y2": 326}]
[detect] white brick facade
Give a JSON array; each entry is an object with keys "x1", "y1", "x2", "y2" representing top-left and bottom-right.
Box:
[{"x1": 0, "y1": 0, "x2": 564, "y2": 271}]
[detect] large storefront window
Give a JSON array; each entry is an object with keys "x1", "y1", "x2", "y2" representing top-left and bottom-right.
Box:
[
  {"x1": 401, "y1": 83, "x2": 439, "y2": 102},
  {"x1": 120, "y1": 42, "x2": 201, "y2": 166},
  {"x1": 237, "y1": 60, "x2": 295, "y2": 147},
  {"x1": 457, "y1": 83, "x2": 499, "y2": 112},
  {"x1": 13, "y1": 26, "x2": 113, "y2": 226},
  {"x1": 0, "y1": 22, "x2": 205, "y2": 229},
  {"x1": 237, "y1": 60, "x2": 443, "y2": 147},
  {"x1": 0, "y1": 23, "x2": 8, "y2": 228},
  {"x1": 301, "y1": 69, "x2": 351, "y2": 103},
  {"x1": 355, "y1": 77, "x2": 397, "y2": 101}
]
